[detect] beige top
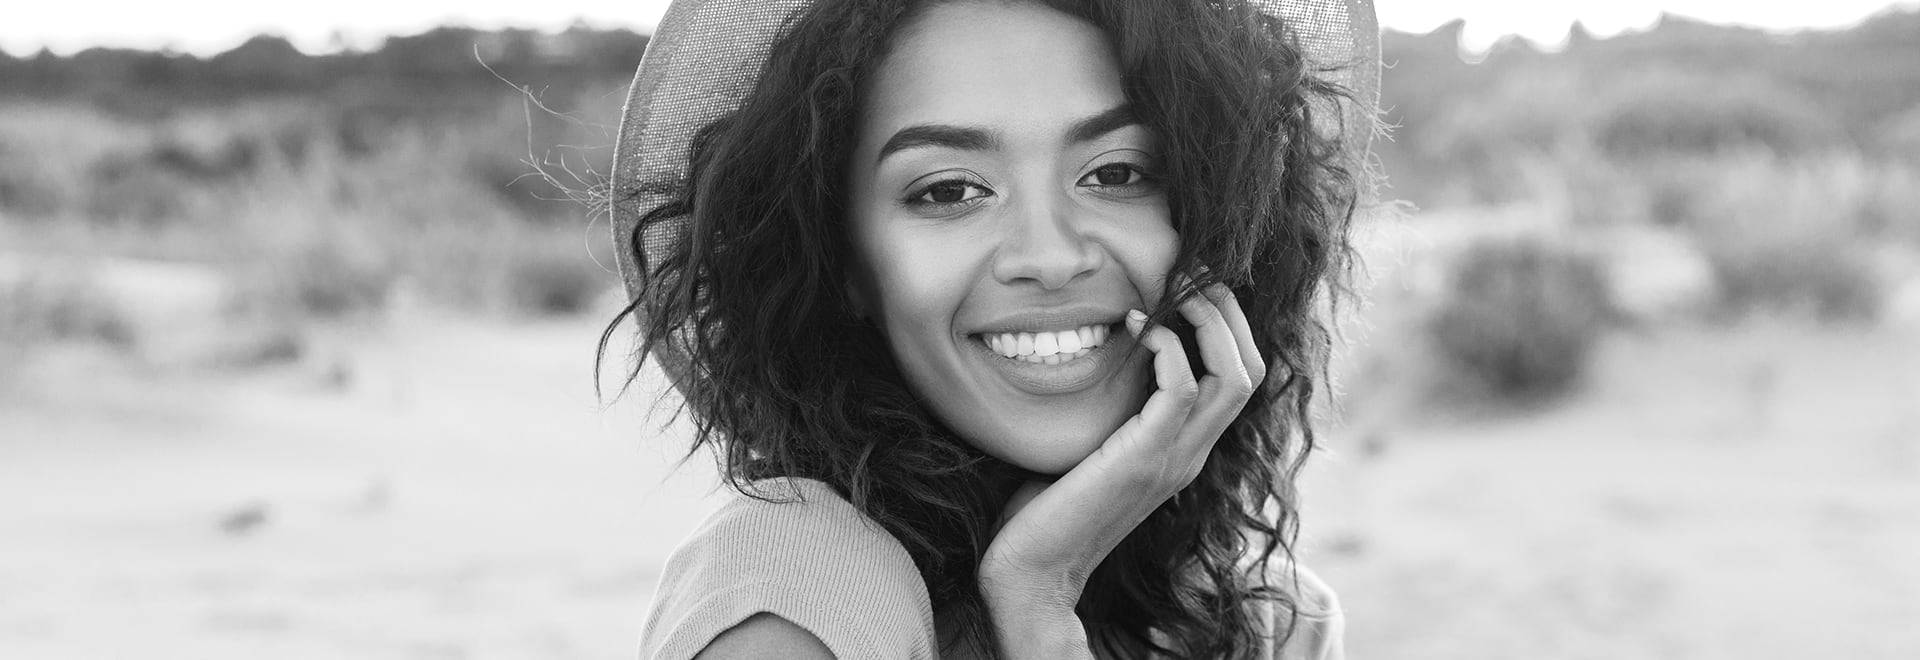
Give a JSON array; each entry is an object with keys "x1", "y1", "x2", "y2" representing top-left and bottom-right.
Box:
[{"x1": 639, "y1": 478, "x2": 1345, "y2": 660}]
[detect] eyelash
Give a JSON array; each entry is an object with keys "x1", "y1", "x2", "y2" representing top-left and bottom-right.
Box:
[
  {"x1": 903, "y1": 176, "x2": 992, "y2": 210},
  {"x1": 900, "y1": 162, "x2": 1158, "y2": 211},
  {"x1": 1080, "y1": 162, "x2": 1156, "y2": 190}
]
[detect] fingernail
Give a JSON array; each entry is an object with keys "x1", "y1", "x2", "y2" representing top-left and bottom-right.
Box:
[{"x1": 1125, "y1": 309, "x2": 1147, "y2": 333}]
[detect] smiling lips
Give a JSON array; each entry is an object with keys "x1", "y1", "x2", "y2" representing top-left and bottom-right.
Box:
[{"x1": 981, "y1": 324, "x2": 1113, "y2": 365}]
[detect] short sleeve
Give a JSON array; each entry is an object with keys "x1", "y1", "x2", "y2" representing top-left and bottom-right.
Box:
[
  {"x1": 1267, "y1": 563, "x2": 1347, "y2": 660},
  {"x1": 639, "y1": 479, "x2": 940, "y2": 660}
]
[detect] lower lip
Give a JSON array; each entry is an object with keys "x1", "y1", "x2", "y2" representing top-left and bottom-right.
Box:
[{"x1": 967, "y1": 327, "x2": 1124, "y2": 395}]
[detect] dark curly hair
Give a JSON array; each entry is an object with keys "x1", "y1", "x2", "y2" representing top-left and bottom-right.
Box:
[{"x1": 601, "y1": 0, "x2": 1363, "y2": 656}]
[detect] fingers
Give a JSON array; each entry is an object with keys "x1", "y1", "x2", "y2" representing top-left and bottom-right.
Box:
[
  {"x1": 1201, "y1": 283, "x2": 1268, "y2": 391},
  {"x1": 1089, "y1": 309, "x2": 1199, "y2": 488},
  {"x1": 1125, "y1": 309, "x2": 1199, "y2": 416},
  {"x1": 1173, "y1": 279, "x2": 1254, "y2": 401},
  {"x1": 1101, "y1": 281, "x2": 1267, "y2": 491}
]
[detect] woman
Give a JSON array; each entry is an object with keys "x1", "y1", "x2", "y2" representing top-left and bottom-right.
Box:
[{"x1": 604, "y1": 0, "x2": 1379, "y2": 657}]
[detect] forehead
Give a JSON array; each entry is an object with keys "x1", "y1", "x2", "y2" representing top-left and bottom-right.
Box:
[{"x1": 861, "y1": 1, "x2": 1124, "y2": 138}]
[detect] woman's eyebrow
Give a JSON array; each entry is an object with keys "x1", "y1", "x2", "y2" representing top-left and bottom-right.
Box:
[
  {"x1": 873, "y1": 104, "x2": 1139, "y2": 166},
  {"x1": 1064, "y1": 104, "x2": 1139, "y2": 145},
  {"x1": 877, "y1": 125, "x2": 998, "y2": 165}
]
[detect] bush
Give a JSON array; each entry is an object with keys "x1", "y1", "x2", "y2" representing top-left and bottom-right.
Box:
[
  {"x1": 1877, "y1": 104, "x2": 1920, "y2": 161},
  {"x1": 1592, "y1": 71, "x2": 1846, "y2": 159},
  {"x1": 1685, "y1": 154, "x2": 1900, "y2": 322},
  {"x1": 1708, "y1": 243, "x2": 1881, "y2": 322},
  {"x1": 0, "y1": 265, "x2": 134, "y2": 347},
  {"x1": 4, "y1": 93, "x2": 624, "y2": 327},
  {"x1": 1414, "y1": 69, "x2": 1595, "y2": 205},
  {"x1": 1427, "y1": 238, "x2": 1613, "y2": 402},
  {"x1": 284, "y1": 228, "x2": 398, "y2": 319},
  {"x1": 505, "y1": 232, "x2": 610, "y2": 316}
]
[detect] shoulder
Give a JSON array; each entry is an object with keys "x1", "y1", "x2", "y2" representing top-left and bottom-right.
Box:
[
  {"x1": 1282, "y1": 562, "x2": 1343, "y2": 621},
  {"x1": 680, "y1": 478, "x2": 927, "y2": 600},
  {"x1": 1262, "y1": 560, "x2": 1347, "y2": 660},
  {"x1": 640, "y1": 478, "x2": 939, "y2": 660}
]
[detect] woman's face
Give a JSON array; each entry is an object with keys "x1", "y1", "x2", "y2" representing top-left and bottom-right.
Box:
[{"x1": 846, "y1": 0, "x2": 1176, "y2": 475}]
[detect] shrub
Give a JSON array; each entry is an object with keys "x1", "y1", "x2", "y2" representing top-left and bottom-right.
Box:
[
  {"x1": 0, "y1": 103, "x2": 143, "y2": 222},
  {"x1": 505, "y1": 231, "x2": 610, "y2": 316},
  {"x1": 1685, "y1": 154, "x2": 1898, "y2": 322},
  {"x1": 284, "y1": 228, "x2": 398, "y2": 319},
  {"x1": 0, "y1": 265, "x2": 134, "y2": 347},
  {"x1": 1592, "y1": 71, "x2": 1845, "y2": 159},
  {"x1": 6, "y1": 94, "x2": 624, "y2": 327},
  {"x1": 1415, "y1": 69, "x2": 1594, "y2": 205},
  {"x1": 1877, "y1": 104, "x2": 1920, "y2": 161},
  {"x1": 1707, "y1": 242, "x2": 1881, "y2": 322},
  {"x1": 1426, "y1": 238, "x2": 1613, "y2": 402}
]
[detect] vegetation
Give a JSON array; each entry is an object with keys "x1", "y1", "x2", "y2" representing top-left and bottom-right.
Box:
[
  {"x1": 0, "y1": 29, "x2": 634, "y2": 368},
  {"x1": 2, "y1": 11, "x2": 1918, "y2": 385},
  {"x1": 1360, "y1": 10, "x2": 1920, "y2": 401},
  {"x1": 1426, "y1": 239, "x2": 1612, "y2": 402}
]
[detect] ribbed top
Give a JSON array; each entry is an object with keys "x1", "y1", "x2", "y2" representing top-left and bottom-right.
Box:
[
  {"x1": 640, "y1": 478, "x2": 939, "y2": 659},
  {"x1": 638, "y1": 477, "x2": 1345, "y2": 659}
]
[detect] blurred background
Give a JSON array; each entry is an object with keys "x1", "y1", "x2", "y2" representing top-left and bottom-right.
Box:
[{"x1": 2, "y1": 1, "x2": 1917, "y2": 658}]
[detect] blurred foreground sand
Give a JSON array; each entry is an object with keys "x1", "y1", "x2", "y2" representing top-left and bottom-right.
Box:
[
  {"x1": 0, "y1": 311, "x2": 724, "y2": 659},
  {"x1": 1, "y1": 305, "x2": 1916, "y2": 659}
]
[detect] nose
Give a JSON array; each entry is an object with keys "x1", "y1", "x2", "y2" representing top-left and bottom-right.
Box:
[{"x1": 991, "y1": 191, "x2": 1103, "y2": 290}]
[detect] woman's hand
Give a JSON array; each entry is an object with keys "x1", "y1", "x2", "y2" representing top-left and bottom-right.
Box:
[{"x1": 977, "y1": 279, "x2": 1268, "y2": 657}]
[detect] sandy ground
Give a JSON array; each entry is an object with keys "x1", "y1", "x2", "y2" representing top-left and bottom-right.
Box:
[
  {"x1": 1, "y1": 306, "x2": 1915, "y2": 658},
  {"x1": 0, "y1": 313, "x2": 722, "y2": 659},
  {"x1": 1310, "y1": 320, "x2": 1920, "y2": 659}
]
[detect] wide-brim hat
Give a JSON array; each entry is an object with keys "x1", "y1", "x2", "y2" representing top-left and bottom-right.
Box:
[{"x1": 610, "y1": 0, "x2": 1380, "y2": 380}]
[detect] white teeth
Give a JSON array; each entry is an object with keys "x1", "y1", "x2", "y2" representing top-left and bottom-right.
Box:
[
  {"x1": 1033, "y1": 333, "x2": 1058, "y2": 356},
  {"x1": 1057, "y1": 330, "x2": 1082, "y2": 354},
  {"x1": 981, "y1": 323, "x2": 1112, "y2": 363}
]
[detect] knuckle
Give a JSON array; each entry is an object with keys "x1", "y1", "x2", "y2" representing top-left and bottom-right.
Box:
[
  {"x1": 1148, "y1": 326, "x2": 1182, "y2": 347},
  {"x1": 1185, "y1": 300, "x2": 1221, "y2": 325},
  {"x1": 1138, "y1": 326, "x2": 1165, "y2": 348},
  {"x1": 1226, "y1": 372, "x2": 1257, "y2": 399},
  {"x1": 1151, "y1": 462, "x2": 1200, "y2": 496},
  {"x1": 1158, "y1": 456, "x2": 1206, "y2": 492},
  {"x1": 1247, "y1": 361, "x2": 1269, "y2": 389},
  {"x1": 1175, "y1": 460, "x2": 1206, "y2": 487},
  {"x1": 1169, "y1": 379, "x2": 1201, "y2": 405}
]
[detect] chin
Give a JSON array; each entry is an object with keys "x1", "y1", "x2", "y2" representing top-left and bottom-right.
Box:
[{"x1": 981, "y1": 405, "x2": 1137, "y2": 476}]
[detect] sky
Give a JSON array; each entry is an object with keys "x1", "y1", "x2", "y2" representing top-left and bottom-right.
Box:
[{"x1": 4, "y1": 0, "x2": 1918, "y2": 57}]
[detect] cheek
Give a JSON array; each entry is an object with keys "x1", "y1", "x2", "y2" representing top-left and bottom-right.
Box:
[
  {"x1": 1104, "y1": 207, "x2": 1180, "y2": 309},
  {"x1": 856, "y1": 222, "x2": 978, "y2": 340}
]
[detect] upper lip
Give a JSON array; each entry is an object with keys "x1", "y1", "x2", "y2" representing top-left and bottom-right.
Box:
[{"x1": 968, "y1": 305, "x2": 1126, "y2": 335}]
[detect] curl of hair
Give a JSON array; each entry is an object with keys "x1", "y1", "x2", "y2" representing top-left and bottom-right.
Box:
[{"x1": 600, "y1": 0, "x2": 1362, "y2": 657}]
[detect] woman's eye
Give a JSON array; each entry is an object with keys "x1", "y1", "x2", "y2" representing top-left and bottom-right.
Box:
[
  {"x1": 909, "y1": 179, "x2": 991, "y2": 206},
  {"x1": 1079, "y1": 163, "x2": 1148, "y2": 188}
]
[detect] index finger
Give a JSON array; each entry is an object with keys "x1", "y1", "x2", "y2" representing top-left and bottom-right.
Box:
[{"x1": 1203, "y1": 283, "x2": 1266, "y2": 390}]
